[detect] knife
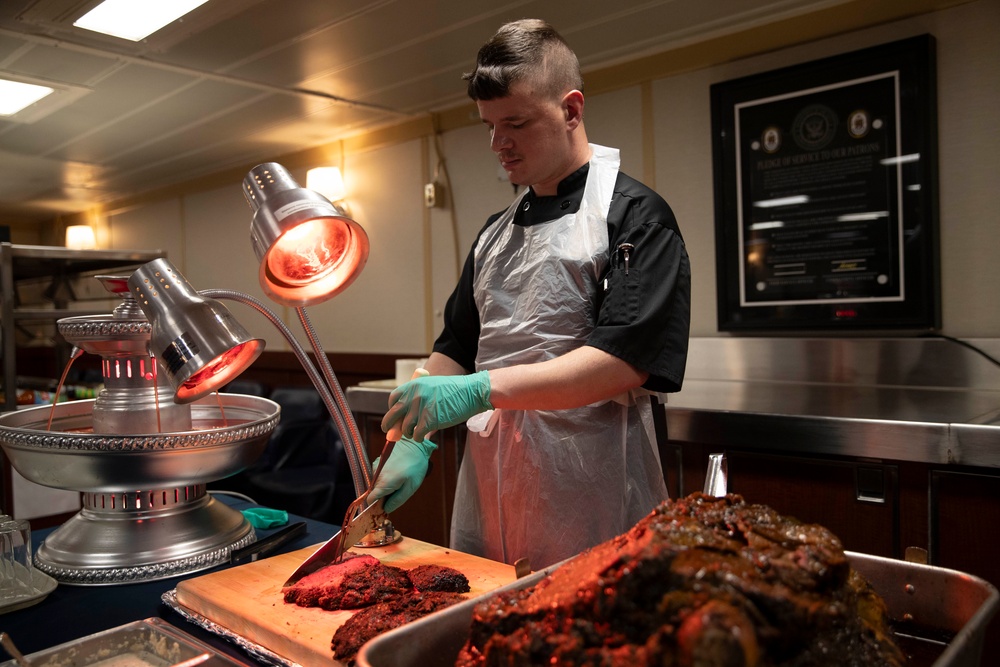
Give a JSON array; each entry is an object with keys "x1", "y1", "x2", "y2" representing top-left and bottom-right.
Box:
[
  {"x1": 230, "y1": 521, "x2": 307, "y2": 565},
  {"x1": 281, "y1": 497, "x2": 389, "y2": 587}
]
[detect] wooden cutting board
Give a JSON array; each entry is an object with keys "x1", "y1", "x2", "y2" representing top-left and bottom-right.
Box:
[{"x1": 175, "y1": 536, "x2": 516, "y2": 666}]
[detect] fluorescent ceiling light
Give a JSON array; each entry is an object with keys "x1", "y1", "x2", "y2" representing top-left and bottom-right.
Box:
[
  {"x1": 0, "y1": 79, "x2": 54, "y2": 116},
  {"x1": 74, "y1": 0, "x2": 210, "y2": 41}
]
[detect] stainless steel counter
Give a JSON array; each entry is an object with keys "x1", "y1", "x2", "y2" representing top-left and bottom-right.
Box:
[
  {"x1": 665, "y1": 380, "x2": 1000, "y2": 468},
  {"x1": 347, "y1": 337, "x2": 1000, "y2": 470},
  {"x1": 667, "y1": 337, "x2": 1000, "y2": 468}
]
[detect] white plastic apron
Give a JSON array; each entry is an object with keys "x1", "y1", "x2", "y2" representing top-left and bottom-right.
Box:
[{"x1": 450, "y1": 144, "x2": 668, "y2": 569}]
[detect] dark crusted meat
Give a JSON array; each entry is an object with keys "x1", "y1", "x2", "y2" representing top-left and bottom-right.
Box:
[
  {"x1": 283, "y1": 554, "x2": 474, "y2": 662},
  {"x1": 409, "y1": 564, "x2": 471, "y2": 593},
  {"x1": 282, "y1": 552, "x2": 412, "y2": 610},
  {"x1": 283, "y1": 554, "x2": 472, "y2": 611},
  {"x1": 455, "y1": 493, "x2": 906, "y2": 667},
  {"x1": 332, "y1": 591, "x2": 467, "y2": 666}
]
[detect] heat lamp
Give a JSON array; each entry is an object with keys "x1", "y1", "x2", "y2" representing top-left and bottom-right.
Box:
[
  {"x1": 0, "y1": 276, "x2": 279, "y2": 584},
  {"x1": 0, "y1": 163, "x2": 378, "y2": 585},
  {"x1": 247, "y1": 163, "x2": 367, "y2": 308},
  {"x1": 130, "y1": 162, "x2": 375, "y2": 496},
  {"x1": 128, "y1": 260, "x2": 264, "y2": 404}
]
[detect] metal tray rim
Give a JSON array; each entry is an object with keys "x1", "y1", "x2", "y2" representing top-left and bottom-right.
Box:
[{"x1": 0, "y1": 617, "x2": 256, "y2": 667}]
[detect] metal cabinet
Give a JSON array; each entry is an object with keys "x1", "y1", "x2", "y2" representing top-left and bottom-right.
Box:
[
  {"x1": 0, "y1": 242, "x2": 162, "y2": 523},
  {"x1": 724, "y1": 449, "x2": 900, "y2": 557},
  {"x1": 930, "y1": 468, "x2": 1000, "y2": 661},
  {"x1": 0, "y1": 242, "x2": 162, "y2": 412}
]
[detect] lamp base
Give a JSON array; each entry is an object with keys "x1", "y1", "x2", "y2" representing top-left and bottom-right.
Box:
[
  {"x1": 354, "y1": 520, "x2": 401, "y2": 549},
  {"x1": 35, "y1": 488, "x2": 255, "y2": 585}
]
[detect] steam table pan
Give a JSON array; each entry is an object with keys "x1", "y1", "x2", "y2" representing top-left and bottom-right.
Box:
[
  {"x1": 357, "y1": 552, "x2": 998, "y2": 667},
  {"x1": 0, "y1": 617, "x2": 254, "y2": 667}
]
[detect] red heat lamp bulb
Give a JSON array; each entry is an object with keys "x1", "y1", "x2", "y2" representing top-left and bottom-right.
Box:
[
  {"x1": 269, "y1": 219, "x2": 349, "y2": 286},
  {"x1": 175, "y1": 340, "x2": 262, "y2": 402}
]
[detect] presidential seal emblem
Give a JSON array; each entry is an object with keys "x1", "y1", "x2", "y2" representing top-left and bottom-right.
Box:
[{"x1": 792, "y1": 104, "x2": 837, "y2": 151}]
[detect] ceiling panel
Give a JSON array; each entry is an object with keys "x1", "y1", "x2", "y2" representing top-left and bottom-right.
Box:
[
  {"x1": 0, "y1": 0, "x2": 961, "y2": 224},
  {"x1": 108, "y1": 95, "x2": 316, "y2": 170},
  {"x1": 3, "y1": 39, "x2": 115, "y2": 84},
  {"x1": 50, "y1": 83, "x2": 261, "y2": 162},
  {"x1": 0, "y1": 66, "x2": 192, "y2": 154},
  {"x1": 166, "y1": 1, "x2": 387, "y2": 71}
]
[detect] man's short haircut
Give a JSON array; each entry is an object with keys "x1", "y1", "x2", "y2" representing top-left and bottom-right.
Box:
[{"x1": 464, "y1": 19, "x2": 583, "y2": 101}]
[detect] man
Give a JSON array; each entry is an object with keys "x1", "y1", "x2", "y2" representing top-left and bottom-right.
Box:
[{"x1": 372, "y1": 19, "x2": 690, "y2": 569}]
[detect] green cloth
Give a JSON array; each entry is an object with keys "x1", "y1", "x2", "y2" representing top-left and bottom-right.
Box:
[{"x1": 242, "y1": 507, "x2": 288, "y2": 529}]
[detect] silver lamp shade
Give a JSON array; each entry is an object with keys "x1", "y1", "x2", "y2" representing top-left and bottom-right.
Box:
[
  {"x1": 128, "y1": 258, "x2": 264, "y2": 403},
  {"x1": 244, "y1": 162, "x2": 369, "y2": 307}
]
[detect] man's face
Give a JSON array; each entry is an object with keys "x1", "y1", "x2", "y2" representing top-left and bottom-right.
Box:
[{"x1": 477, "y1": 81, "x2": 578, "y2": 195}]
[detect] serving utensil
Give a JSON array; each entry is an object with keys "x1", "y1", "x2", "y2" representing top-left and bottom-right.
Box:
[{"x1": 282, "y1": 439, "x2": 395, "y2": 587}]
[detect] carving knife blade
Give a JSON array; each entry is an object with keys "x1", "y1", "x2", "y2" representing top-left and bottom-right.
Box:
[{"x1": 281, "y1": 497, "x2": 388, "y2": 588}]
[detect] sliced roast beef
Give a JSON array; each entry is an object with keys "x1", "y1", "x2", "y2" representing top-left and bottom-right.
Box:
[
  {"x1": 282, "y1": 552, "x2": 412, "y2": 610},
  {"x1": 331, "y1": 591, "x2": 467, "y2": 665},
  {"x1": 408, "y1": 564, "x2": 471, "y2": 593}
]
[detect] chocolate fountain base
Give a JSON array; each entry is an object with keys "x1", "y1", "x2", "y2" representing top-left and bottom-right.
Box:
[{"x1": 35, "y1": 490, "x2": 256, "y2": 585}]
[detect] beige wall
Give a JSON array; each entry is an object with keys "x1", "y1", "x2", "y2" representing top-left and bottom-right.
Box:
[{"x1": 96, "y1": 0, "x2": 999, "y2": 353}]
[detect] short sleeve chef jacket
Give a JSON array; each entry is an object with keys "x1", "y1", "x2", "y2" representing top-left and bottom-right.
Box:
[{"x1": 434, "y1": 163, "x2": 691, "y2": 393}]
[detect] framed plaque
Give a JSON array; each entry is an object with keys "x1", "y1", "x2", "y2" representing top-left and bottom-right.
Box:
[{"x1": 711, "y1": 35, "x2": 939, "y2": 332}]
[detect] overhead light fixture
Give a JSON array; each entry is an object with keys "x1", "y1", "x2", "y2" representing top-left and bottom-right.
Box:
[
  {"x1": 65, "y1": 225, "x2": 97, "y2": 250},
  {"x1": 0, "y1": 79, "x2": 54, "y2": 116},
  {"x1": 0, "y1": 73, "x2": 90, "y2": 123},
  {"x1": 307, "y1": 167, "x2": 350, "y2": 215},
  {"x1": 74, "y1": 0, "x2": 211, "y2": 41},
  {"x1": 129, "y1": 162, "x2": 376, "y2": 500}
]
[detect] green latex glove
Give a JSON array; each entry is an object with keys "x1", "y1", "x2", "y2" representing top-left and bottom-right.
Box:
[
  {"x1": 381, "y1": 370, "x2": 492, "y2": 442},
  {"x1": 367, "y1": 436, "x2": 438, "y2": 513},
  {"x1": 242, "y1": 507, "x2": 288, "y2": 529}
]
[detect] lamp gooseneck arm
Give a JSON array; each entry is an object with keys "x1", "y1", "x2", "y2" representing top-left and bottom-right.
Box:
[
  {"x1": 202, "y1": 289, "x2": 372, "y2": 497},
  {"x1": 293, "y1": 306, "x2": 372, "y2": 489}
]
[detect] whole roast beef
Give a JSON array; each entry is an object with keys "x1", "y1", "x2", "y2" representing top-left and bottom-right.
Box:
[{"x1": 456, "y1": 493, "x2": 905, "y2": 666}]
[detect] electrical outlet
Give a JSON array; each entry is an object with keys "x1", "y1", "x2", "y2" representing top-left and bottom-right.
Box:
[{"x1": 424, "y1": 182, "x2": 441, "y2": 208}]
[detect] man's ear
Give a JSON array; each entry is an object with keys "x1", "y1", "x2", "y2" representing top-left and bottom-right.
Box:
[{"x1": 563, "y1": 89, "x2": 584, "y2": 128}]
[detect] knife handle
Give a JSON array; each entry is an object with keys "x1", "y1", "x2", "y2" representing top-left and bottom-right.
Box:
[{"x1": 231, "y1": 521, "x2": 307, "y2": 565}]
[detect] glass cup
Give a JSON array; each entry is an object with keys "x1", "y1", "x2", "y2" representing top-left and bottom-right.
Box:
[{"x1": 0, "y1": 515, "x2": 33, "y2": 603}]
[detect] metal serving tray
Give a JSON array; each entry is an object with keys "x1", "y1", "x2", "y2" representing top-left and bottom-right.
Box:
[
  {"x1": 0, "y1": 617, "x2": 255, "y2": 667},
  {"x1": 357, "y1": 552, "x2": 998, "y2": 667}
]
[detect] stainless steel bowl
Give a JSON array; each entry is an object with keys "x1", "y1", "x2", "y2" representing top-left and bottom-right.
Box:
[
  {"x1": 0, "y1": 393, "x2": 280, "y2": 585},
  {"x1": 0, "y1": 394, "x2": 278, "y2": 491}
]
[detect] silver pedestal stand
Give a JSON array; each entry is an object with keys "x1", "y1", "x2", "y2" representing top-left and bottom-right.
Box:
[{"x1": 0, "y1": 277, "x2": 279, "y2": 585}]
